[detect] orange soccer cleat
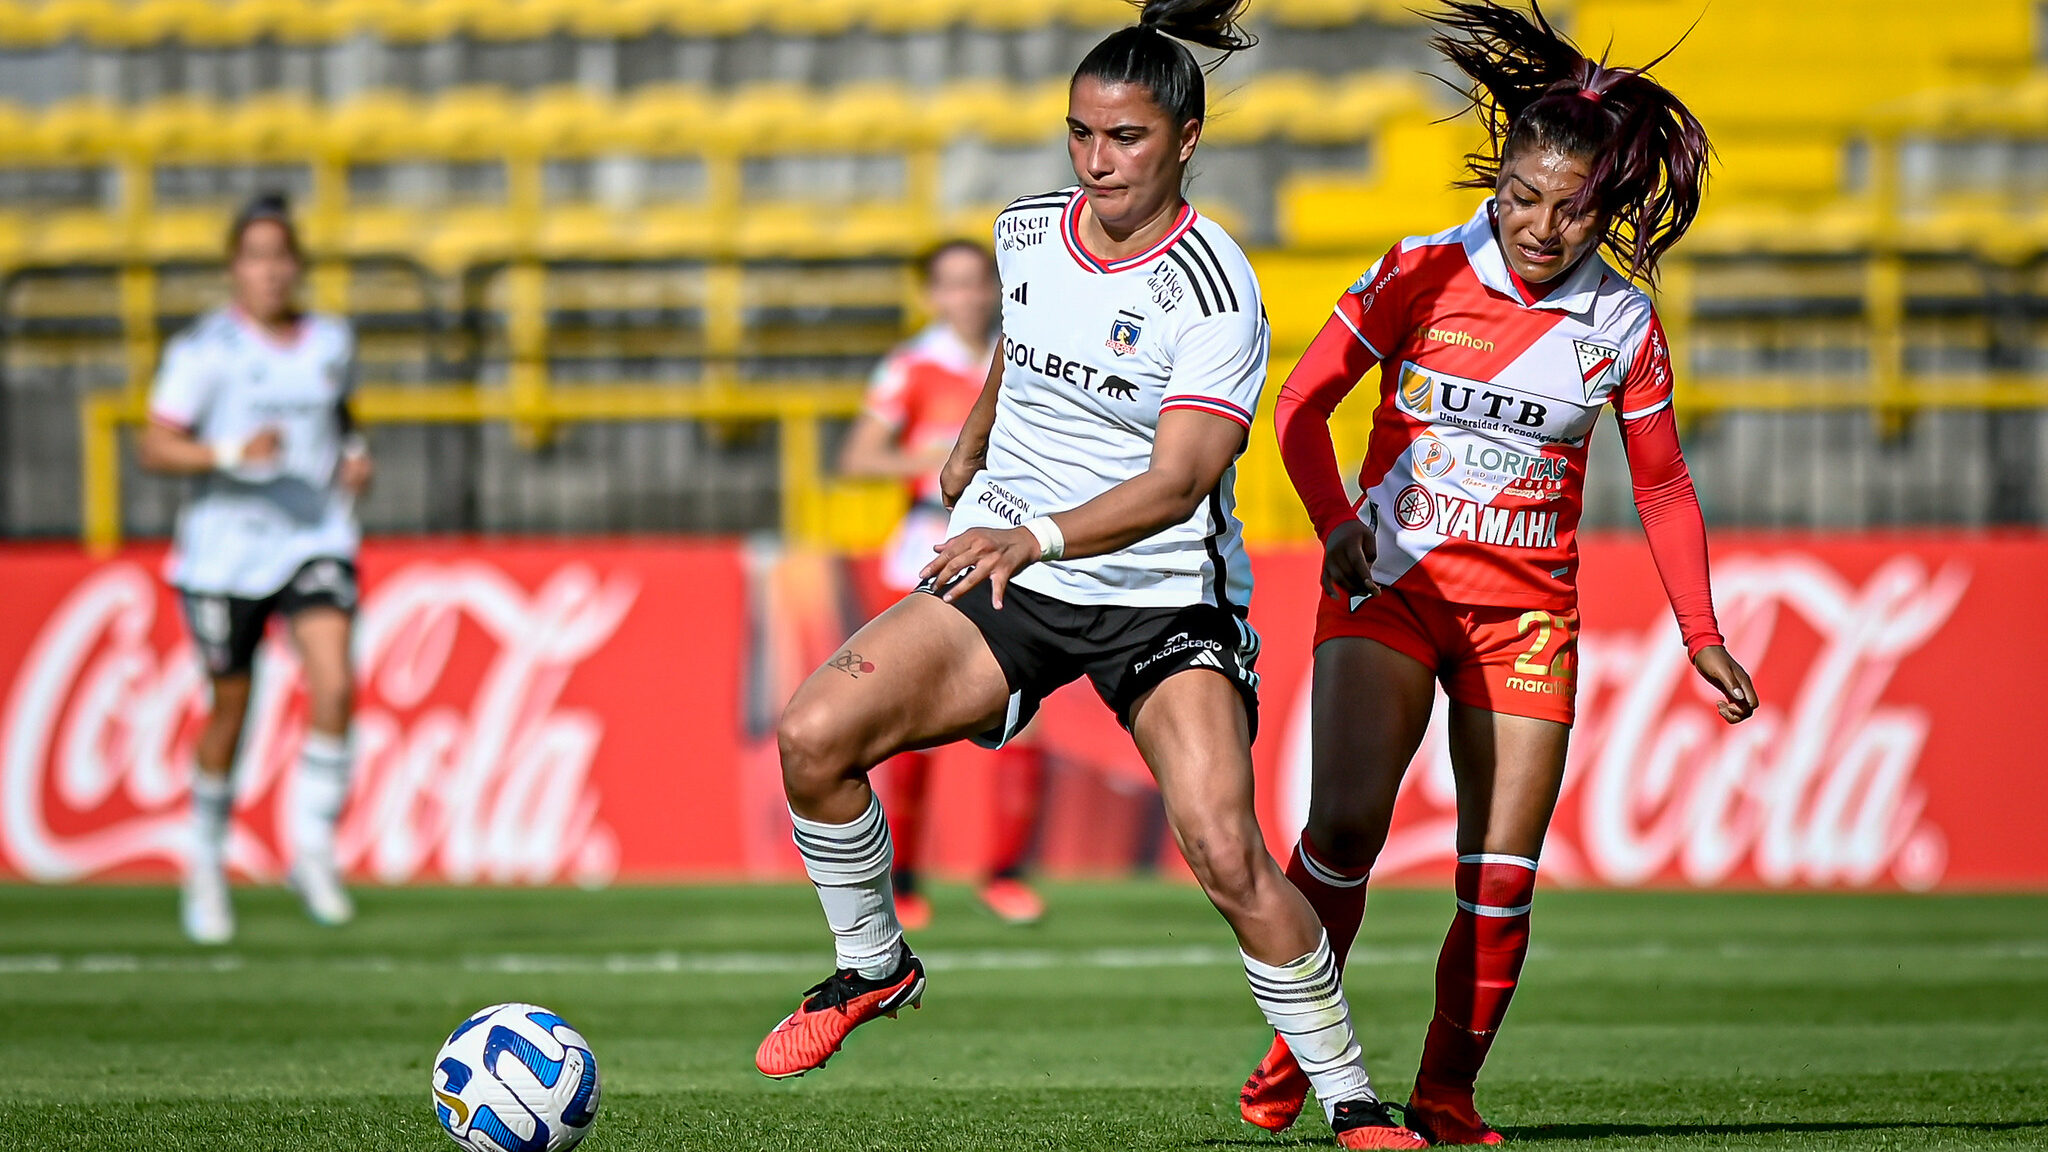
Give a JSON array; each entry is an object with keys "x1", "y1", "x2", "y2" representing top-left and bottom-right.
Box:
[
  {"x1": 895, "y1": 891, "x2": 933, "y2": 932},
  {"x1": 1331, "y1": 1098, "x2": 1431, "y2": 1149},
  {"x1": 1240, "y1": 1033, "x2": 1311, "y2": 1131},
  {"x1": 977, "y1": 877, "x2": 1045, "y2": 925},
  {"x1": 754, "y1": 946, "x2": 926, "y2": 1079},
  {"x1": 1406, "y1": 1088, "x2": 1505, "y2": 1146}
]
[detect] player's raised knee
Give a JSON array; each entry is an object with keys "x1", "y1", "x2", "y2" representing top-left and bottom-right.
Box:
[
  {"x1": 1179, "y1": 825, "x2": 1267, "y2": 916},
  {"x1": 775, "y1": 697, "x2": 863, "y2": 799}
]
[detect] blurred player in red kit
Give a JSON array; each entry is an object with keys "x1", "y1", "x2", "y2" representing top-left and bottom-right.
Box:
[
  {"x1": 838, "y1": 240, "x2": 1047, "y2": 928},
  {"x1": 1241, "y1": 2, "x2": 1760, "y2": 1143}
]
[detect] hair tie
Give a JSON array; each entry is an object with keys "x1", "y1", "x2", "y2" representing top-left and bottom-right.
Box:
[{"x1": 1579, "y1": 87, "x2": 1603, "y2": 103}]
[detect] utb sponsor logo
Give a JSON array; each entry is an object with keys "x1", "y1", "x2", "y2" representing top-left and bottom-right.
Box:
[{"x1": 1399, "y1": 365, "x2": 1433, "y2": 414}]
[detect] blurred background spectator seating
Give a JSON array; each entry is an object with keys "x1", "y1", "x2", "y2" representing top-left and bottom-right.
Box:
[{"x1": 1, "y1": 0, "x2": 2046, "y2": 550}]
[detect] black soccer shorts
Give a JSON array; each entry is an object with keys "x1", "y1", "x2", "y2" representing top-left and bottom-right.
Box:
[
  {"x1": 927, "y1": 576, "x2": 1261, "y2": 748},
  {"x1": 178, "y1": 557, "x2": 359, "y2": 678}
]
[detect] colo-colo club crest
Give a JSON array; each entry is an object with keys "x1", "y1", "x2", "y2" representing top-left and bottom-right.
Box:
[{"x1": 1106, "y1": 311, "x2": 1143, "y2": 356}]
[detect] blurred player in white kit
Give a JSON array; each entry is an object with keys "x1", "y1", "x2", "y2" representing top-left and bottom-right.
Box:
[{"x1": 139, "y1": 192, "x2": 370, "y2": 944}]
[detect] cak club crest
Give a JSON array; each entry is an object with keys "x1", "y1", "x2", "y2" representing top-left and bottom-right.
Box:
[{"x1": 1573, "y1": 340, "x2": 1620, "y2": 401}]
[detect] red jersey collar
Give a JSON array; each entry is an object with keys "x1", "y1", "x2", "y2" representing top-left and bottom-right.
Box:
[{"x1": 1060, "y1": 187, "x2": 1198, "y2": 274}]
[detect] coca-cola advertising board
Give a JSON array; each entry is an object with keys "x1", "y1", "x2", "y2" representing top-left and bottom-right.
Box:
[{"x1": 0, "y1": 534, "x2": 2040, "y2": 889}]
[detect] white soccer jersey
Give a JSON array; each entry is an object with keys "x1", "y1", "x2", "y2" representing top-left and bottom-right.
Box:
[
  {"x1": 147, "y1": 308, "x2": 360, "y2": 599},
  {"x1": 947, "y1": 188, "x2": 1270, "y2": 611}
]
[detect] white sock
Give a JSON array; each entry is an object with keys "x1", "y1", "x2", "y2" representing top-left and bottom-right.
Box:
[
  {"x1": 790, "y1": 795, "x2": 903, "y2": 980},
  {"x1": 189, "y1": 770, "x2": 233, "y2": 877},
  {"x1": 1243, "y1": 932, "x2": 1377, "y2": 1121},
  {"x1": 289, "y1": 731, "x2": 352, "y2": 868}
]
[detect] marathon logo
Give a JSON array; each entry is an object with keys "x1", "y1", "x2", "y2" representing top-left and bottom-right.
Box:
[
  {"x1": 1427, "y1": 326, "x2": 1496, "y2": 353},
  {"x1": 1005, "y1": 336, "x2": 1099, "y2": 390},
  {"x1": 1407, "y1": 492, "x2": 1561, "y2": 549}
]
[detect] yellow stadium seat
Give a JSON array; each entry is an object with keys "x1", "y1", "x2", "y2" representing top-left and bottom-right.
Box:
[
  {"x1": 127, "y1": 0, "x2": 249, "y2": 46},
  {"x1": 0, "y1": 0, "x2": 54, "y2": 46},
  {"x1": 31, "y1": 0, "x2": 125, "y2": 46},
  {"x1": 418, "y1": 88, "x2": 522, "y2": 162},
  {"x1": 522, "y1": 88, "x2": 623, "y2": 158},
  {"x1": 807, "y1": 83, "x2": 933, "y2": 152},
  {"x1": 424, "y1": 205, "x2": 521, "y2": 271},
  {"x1": 618, "y1": 86, "x2": 719, "y2": 156},
  {"x1": 715, "y1": 85, "x2": 820, "y2": 153},
  {"x1": 564, "y1": 0, "x2": 665, "y2": 38},
  {"x1": 27, "y1": 209, "x2": 127, "y2": 264},
  {"x1": 30, "y1": 100, "x2": 127, "y2": 162},
  {"x1": 865, "y1": 0, "x2": 977, "y2": 35}
]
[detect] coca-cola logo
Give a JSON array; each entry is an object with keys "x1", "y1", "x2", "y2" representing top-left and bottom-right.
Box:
[
  {"x1": 1281, "y1": 553, "x2": 1968, "y2": 890},
  {"x1": 1, "y1": 560, "x2": 638, "y2": 885}
]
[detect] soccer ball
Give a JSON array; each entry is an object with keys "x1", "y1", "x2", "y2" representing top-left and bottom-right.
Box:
[{"x1": 431, "y1": 1003, "x2": 601, "y2": 1152}]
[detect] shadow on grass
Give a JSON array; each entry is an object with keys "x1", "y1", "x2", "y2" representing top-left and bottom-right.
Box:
[
  {"x1": 1195, "y1": 1118, "x2": 2048, "y2": 1147},
  {"x1": 1499, "y1": 1118, "x2": 2048, "y2": 1141}
]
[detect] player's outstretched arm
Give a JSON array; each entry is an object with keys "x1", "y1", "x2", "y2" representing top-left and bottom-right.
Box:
[
  {"x1": 1275, "y1": 311, "x2": 1379, "y2": 542},
  {"x1": 138, "y1": 420, "x2": 281, "y2": 475},
  {"x1": 921, "y1": 408, "x2": 1245, "y2": 608},
  {"x1": 1616, "y1": 403, "x2": 1758, "y2": 724},
  {"x1": 939, "y1": 342, "x2": 1005, "y2": 510}
]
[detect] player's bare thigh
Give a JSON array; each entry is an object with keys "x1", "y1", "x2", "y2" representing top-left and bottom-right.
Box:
[
  {"x1": 777, "y1": 591, "x2": 1011, "y2": 816},
  {"x1": 288, "y1": 605, "x2": 355, "y2": 735},
  {"x1": 1443, "y1": 701, "x2": 1571, "y2": 860},
  {"x1": 1304, "y1": 636, "x2": 1438, "y2": 870}
]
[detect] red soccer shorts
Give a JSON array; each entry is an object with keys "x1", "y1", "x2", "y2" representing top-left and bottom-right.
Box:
[{"x1": 1313, "y1": 585, "x2": 1578, "y2": 725}]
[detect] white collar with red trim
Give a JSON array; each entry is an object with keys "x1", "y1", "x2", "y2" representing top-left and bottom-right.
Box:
[
  {"x1": 1059, "y1": 187, "x2": 1199, "y2": 275},
  {"x1": 1459, "y1": 200, "x2": 1610, "y2": 315}
]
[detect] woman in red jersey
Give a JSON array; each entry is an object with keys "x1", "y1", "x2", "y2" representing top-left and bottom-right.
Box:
[{"x1": 1240, "y1": 3, "x2": 1759, "y2": 1144}]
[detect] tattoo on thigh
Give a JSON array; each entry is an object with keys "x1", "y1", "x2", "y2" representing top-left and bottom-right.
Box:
[{"x1": 827, "y1": 649, "x2": 876, "y2": 678}]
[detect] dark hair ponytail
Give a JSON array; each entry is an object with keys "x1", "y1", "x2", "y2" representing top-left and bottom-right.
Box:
[
  {"x1": 1073, "y1": 0, "x2": 1257, "y2": 128},
  {"x1": 226, "y1": 190, "x2": 303, "y2": 261},
  {"x1": 1429, "y1": 0, "x2": 1708, "y2": 283}
]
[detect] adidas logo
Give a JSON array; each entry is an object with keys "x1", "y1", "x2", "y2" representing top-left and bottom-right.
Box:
[
  {"x1": 1189, "y1": 650, "x2": 1224, "y2": 671},
  {"x1": 1010, "y1": 283, "x2": 1028, "y2": 304}
]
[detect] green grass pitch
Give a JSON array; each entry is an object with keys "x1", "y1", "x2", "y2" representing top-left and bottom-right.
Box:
[{"x1": 1, "y1": 882, "x2": 2044, "y2": 1151}]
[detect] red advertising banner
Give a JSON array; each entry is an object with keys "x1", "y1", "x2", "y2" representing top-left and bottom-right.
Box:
[{"x1": 0, "y1": 534, "x2": 2041, "y2": 889}]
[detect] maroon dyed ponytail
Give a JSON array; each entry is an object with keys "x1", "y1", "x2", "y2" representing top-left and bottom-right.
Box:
[{"x1": 1428, "y1": 0, "x2": 1709, "y2": 283}]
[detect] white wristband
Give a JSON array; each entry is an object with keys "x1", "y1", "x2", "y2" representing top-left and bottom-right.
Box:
[
  {"x1": 209, "y1": 437, "x2": 246, "y2": 470},
  {"x1": 1021, "y1": 515, "x2": 1065, "y2": 562},
  {"x1": 341, "y1": 432, "x2": 368, "y2": 459}
]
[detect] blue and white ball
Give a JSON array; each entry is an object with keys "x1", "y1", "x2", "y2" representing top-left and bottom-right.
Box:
[{"x1": 432, "y1": 1003, "x2": 601, "y2": 1152}]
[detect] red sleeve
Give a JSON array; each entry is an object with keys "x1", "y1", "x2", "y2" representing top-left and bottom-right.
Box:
[
  {"x1": 1276, "y1": 311, "x2": 1383, "y2": 541},
  {"x1": 1616, "y1": 403, "x2": 1724, "y2": 658}
]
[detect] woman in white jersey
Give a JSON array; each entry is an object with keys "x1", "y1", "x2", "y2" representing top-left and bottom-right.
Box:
[
  {"x1": 139, "y1": 193, "x2": 370, "y2": 945},
  {"x1": 754, "y1": 3, "x2": 1426, "y2": 1146}
]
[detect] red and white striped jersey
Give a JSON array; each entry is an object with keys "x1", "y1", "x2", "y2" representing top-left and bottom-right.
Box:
[{"x1": 1334, "y1": 202, "x2": 1673, "y2": 608}]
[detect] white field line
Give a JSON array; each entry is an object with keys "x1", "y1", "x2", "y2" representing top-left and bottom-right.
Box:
[{"x1": 0, "y1": 939, "x2": 2044, "y2": 977}]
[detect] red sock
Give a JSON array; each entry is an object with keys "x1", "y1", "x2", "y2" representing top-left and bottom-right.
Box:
[
  {"x1": 1416, "y1": 854, "x2": 1537, "y2": 1101},
  {"x1": 878, "y1": 752, "x2": 931, "y2": 881},
  {"x1": 987, "y1": 744, "x2": 1044, "y2": 878},
  {"x1": 1283, "y1": 833, "x2": 1371, "y2": 970}
]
